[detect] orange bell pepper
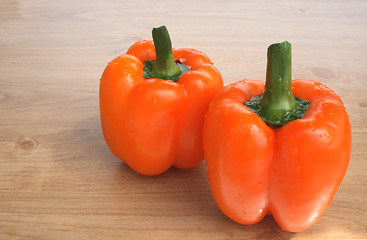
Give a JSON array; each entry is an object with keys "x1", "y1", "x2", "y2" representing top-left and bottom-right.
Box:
[
  {"x1": 203, "y1": 41, "x2": 351, "y2": 232},
  {"x1": 99, "y1": 26, "x2": 223, "y2": 175}
]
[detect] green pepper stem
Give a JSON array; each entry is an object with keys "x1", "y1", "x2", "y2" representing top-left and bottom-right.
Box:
[
  {"x1": 260, "y1": 41, "x2": 296, "y2": 122},
  {"x1": 150, "y1": 26, "x2": 181, "y2": 80}
]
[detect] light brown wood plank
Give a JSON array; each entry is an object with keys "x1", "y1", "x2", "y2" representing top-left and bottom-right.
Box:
[{"x1": 1, "y1": 0, "x2": 366, "y2": 239}]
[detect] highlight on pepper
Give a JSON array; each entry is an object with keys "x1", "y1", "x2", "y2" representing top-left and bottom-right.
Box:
[
  {"x1": 203, "y1": 41, "x2": 351, "y2": 232},
  {"x1": 99, "y1": 25, "x2": 223, "y2": 176}
]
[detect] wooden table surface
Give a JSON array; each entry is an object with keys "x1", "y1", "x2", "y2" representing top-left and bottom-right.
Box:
[{"x1": 1, "y1": 0, "x2": 366, "y2": 239}]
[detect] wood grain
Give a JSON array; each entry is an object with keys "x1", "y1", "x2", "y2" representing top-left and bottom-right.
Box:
[{"x1": 1, "y1": 0, "x2": 366, "y2": 239}]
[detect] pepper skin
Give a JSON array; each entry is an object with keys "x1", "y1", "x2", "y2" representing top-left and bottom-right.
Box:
[
  {"x1": 99, "y1": 27, "x2": 223, "y2": 176},
  {"x1": 203, "y1": 42, "x2": 351, "y2": 232}
]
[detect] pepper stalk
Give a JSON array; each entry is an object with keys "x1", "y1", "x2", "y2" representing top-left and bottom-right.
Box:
[
  {"x1": 245, "y1": 41, "x2": 310, "y2": 127},
  {"x1": 144, "y1": 26, "x2": 188, "y2": 81}
]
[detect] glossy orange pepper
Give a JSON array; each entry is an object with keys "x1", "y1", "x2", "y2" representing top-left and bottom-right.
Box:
[
  {"x1": 203, "y1": 42, "x2": 351, "y2": 232},
  {"x1": 99, "y1": 26, "x2": 223, "y2": 175}
]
